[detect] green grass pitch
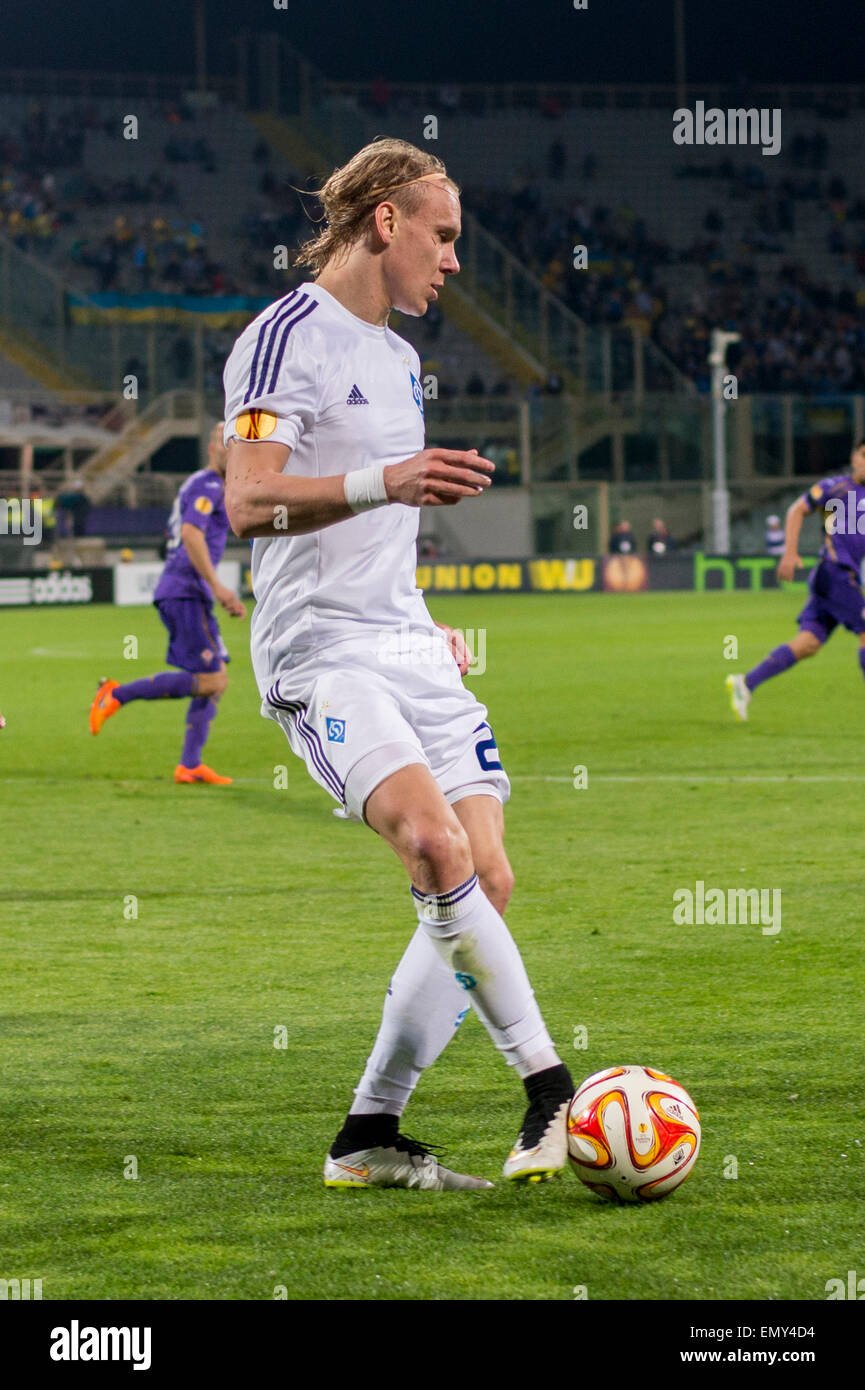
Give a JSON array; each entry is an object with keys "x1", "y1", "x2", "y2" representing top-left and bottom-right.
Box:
[{"x1": 1, "y1": 590, "x2": 863, "y2": 1301}]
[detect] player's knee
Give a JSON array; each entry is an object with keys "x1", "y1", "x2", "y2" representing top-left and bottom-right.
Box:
[
  {"x1": 797, "y1": 633, "x2": 821, "y2": 658},
  {"x1": 405, "y1": 815, "x2": 472, "y2": 886}
]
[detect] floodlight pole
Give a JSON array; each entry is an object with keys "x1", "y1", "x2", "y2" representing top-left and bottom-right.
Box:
[{"x1": 708, "y1": 329, "x2": 740, "y2": 554}]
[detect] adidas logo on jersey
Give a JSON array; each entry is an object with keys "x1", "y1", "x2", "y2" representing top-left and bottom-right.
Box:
[{"x1": 346, "y1": 384, "x2": 369, "y2": 405}]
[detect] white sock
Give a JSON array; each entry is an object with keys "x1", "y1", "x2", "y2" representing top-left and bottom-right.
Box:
[
  {"x1": 412, "y1": 874, "x2": 558, "y2": 1075},
  {"x1": 352, "y1": 925, "x2": 469, "y2": 1116}
]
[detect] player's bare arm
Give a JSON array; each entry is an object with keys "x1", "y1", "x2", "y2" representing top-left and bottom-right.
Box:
[
  {"x1": 777, "y1": 496, "x2": 808, "y2": 582},
  {"x1": 181, "y1": 522, "x2": 246, "y2": 617},
  {"x1": 226, "y1": 438, "x2": 353, "y2": 538},
  {"x1": 225, "y1": 438, "x2": 494, "y2": 540}
]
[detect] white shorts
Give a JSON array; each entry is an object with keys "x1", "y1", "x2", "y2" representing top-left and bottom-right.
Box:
[{"x1": 260, "y1": 630, "x2": 511, "y2": 821}]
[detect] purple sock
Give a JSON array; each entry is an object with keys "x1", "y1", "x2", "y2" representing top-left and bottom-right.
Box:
[
  {"x1": 745, "y1": 643, "x2": 797, "y2": 692},
  {"x1": 859, "y1": 650, "x2": 865, "y2": 683},
  {"x1": 181, "y1": 696, "x2": 217, "y2": 768},
  {"x1": 115, "y1": 671, "x2": 196, "y2": 704}
]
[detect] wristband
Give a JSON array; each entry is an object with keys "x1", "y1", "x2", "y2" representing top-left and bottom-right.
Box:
[{"x1": 344, "y1": 465, "x2": 389, "y2": 513}]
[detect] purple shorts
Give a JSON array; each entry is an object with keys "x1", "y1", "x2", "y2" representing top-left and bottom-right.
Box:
[
  {"x1": 154, "y1": 598, "x2": 229, "y2": 673},
  {"x1": 797, "y1": 561, "x2": 865, "y2": 642}
]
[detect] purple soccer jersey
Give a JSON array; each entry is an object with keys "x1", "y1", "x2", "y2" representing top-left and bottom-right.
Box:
[
  {"x1": 153, "y1": 468, "x2": 230, "y2": 603},
  {"x1": 803, "y1": 474, "x2": 865, "y2": 574}
]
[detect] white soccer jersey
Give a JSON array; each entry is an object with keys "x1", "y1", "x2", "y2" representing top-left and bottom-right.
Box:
[{"x1": 223, "y1": 282, "x2": 433, "y2": 692}]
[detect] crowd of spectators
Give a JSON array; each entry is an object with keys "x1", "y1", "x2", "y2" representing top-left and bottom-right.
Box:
[
  {"x1": 656, "y1": 267, "x2": 865, "y2": 394},
  {"x1": 462, "y1": 140, "x2": 865, "y2": 395},
  {"x1": 3, "y1": 95, "x2": 865, "y2": 396},
  {"x1": 67, "y1": 214, "x2": 237, "y2": 296},
  {"x1": 0, "y1": 100, "x2": 311, "y2": 299},
  {"x1": 0, "y1": 105, "x2": 69, "y2": 254}
]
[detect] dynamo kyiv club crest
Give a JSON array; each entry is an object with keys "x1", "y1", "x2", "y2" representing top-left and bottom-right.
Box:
[{"x1": 409, "y1": 371, "x2": 424, "y2": 418}]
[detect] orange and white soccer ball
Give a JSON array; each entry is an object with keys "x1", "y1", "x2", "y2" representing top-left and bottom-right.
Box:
[{"x1": 567, "y1": 1065, "x2": 701, "y2": 1202}]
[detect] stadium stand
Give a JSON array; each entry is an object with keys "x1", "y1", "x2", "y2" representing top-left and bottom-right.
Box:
[{"x1": 2, "y1": 58, "x2": 864, "y2": 559}]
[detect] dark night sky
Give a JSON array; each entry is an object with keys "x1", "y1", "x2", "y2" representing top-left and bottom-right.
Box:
[{"x1": 0, "y1": 0, "x2": 861, "y2": 84}]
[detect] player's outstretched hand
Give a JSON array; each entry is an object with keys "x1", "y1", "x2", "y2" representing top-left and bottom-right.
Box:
[
  {"x1": 384, "y1": 448, "x2": 494, "y2": 507},
  {"x1": 216, "y1": 585, "x2": 247, "y2": 618},
  {"x1": 776, "y1": 553, "x2": 802, "y2": 583}
]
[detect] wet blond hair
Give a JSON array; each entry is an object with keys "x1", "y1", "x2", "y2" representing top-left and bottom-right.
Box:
[{"x1": 294, "y1": 137, "x2": 460, "y2": 276}]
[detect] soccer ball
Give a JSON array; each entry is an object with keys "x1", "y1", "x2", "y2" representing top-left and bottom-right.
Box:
[{"x1": 567, "y1": 1065, "x2": 700, "y2": 1202}]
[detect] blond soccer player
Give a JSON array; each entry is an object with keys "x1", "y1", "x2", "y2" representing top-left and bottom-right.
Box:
[{"x1": 222, "y1": 138, "x2": 573, "y2": 1190}]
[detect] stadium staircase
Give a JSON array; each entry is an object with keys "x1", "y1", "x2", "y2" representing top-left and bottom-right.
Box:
[
  {"x1": 0, "y1": 235, "x2": 97, "y2": 392},
  {"x1": 246, "y1": 110, "x2": 339, "y2": 184},
  {"x1": 0, "y1": 338, "x2": 64, "y2": 393},
  {"x1": 0, "y1": 324, "x2": 76, "y2": 393},
  {"x1": 77, "y1": 391, "x2": 201, "y2": 502}
]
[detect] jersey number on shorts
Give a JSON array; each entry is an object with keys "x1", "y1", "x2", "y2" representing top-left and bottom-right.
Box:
[{"x1": 475, "y1": 722, "x2": 503, "y2": 771}]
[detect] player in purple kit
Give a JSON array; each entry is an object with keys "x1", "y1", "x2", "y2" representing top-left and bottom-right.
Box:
[
  {"x1": 727, "y1": 439, "x2": 865, "y2": 720},
  {"x1": 89, "y1": 423, "x2": 246, "y2": 783}
]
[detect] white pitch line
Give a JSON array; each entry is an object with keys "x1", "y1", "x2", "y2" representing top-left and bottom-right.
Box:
[
  {"x1": 514, "y1": 774, "x2": 865, "y2": 784},
  {"x1": 1, "y1": 773, "x2": 863, "y2": 787},
  {"x1": 28, "y1": 648, "x2": 89, "y2": 658}
]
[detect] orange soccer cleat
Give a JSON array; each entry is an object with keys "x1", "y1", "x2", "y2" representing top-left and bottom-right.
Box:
[
  {"x1": 89, "y1": 678, "x2": 121, "y2": 735},
  {"x1": 174, "y1": 763, "x2": 233, "y2": 785}
]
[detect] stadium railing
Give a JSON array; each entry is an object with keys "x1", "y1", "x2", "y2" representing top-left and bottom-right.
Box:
[
  {"x1": 0, "y1": 234, "x2": 222, "y2": 400},
  {"x1": 319, "y1": 80, "x2": 865, "y2": 115},
  {"x1": 0, "y1": 67, "x2": 239, "y2": 101},
  {"x1": 3, "y1": 59, "x2": 864, "y2": 111}
]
